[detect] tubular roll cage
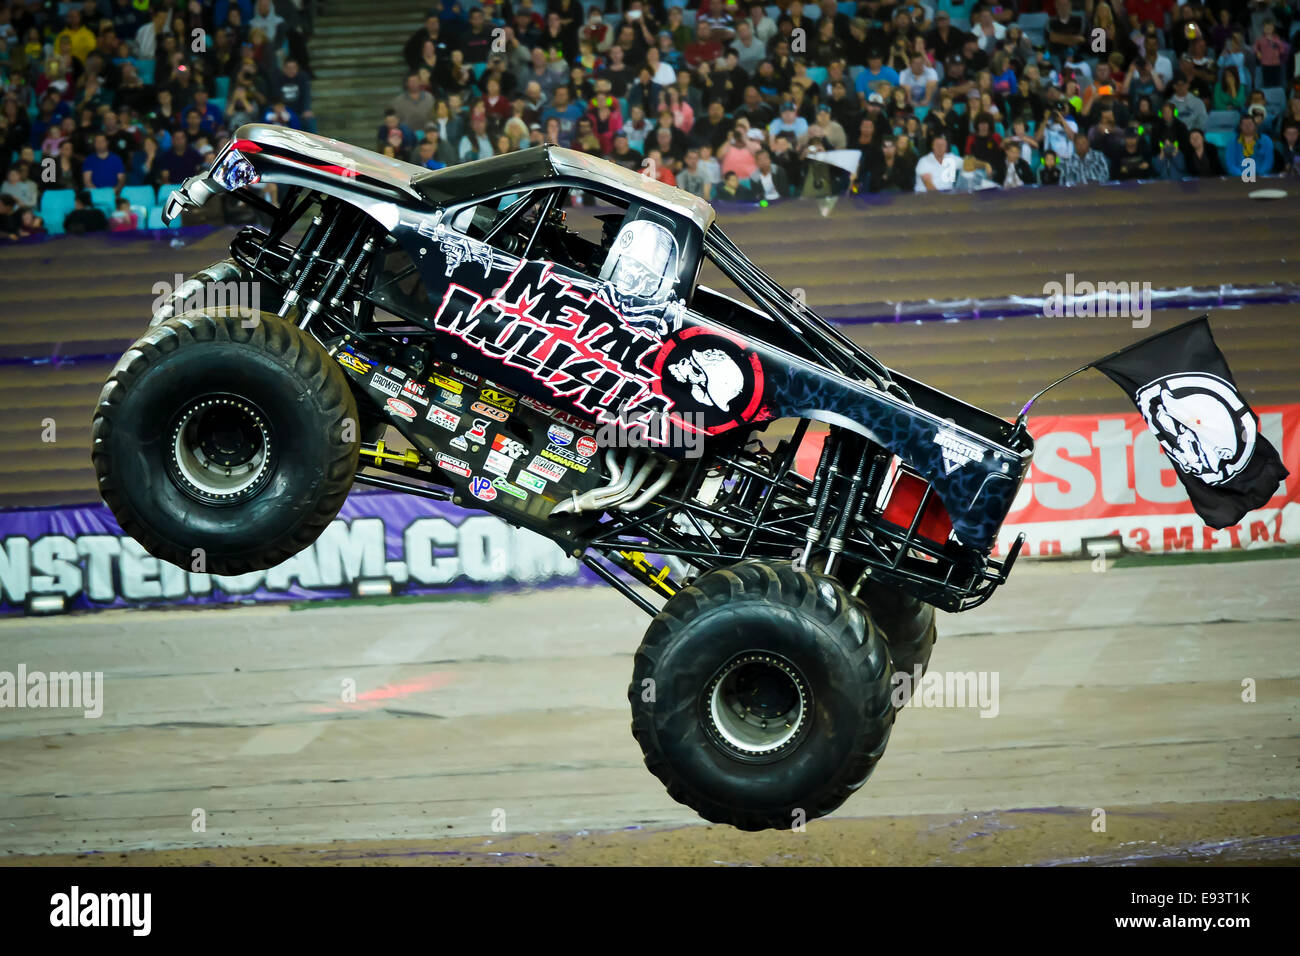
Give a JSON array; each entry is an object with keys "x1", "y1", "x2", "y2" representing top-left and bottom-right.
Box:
[{"x1": 227, "y1": 186, "x2": 1024, "y2": 616}]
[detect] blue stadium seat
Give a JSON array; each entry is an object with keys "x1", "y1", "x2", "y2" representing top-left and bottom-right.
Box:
[
  {"x1": 1206, "y1": 110, "x2": 1240, "y2": 131},
  {"x1": 915, "y1": 106, "x2": 929, "y2": 121},
  {"x1": 1261, "y1": 87, "x2": 1285, "y2": 115},
  {"x1": 147, "y1": 206, "x2": 179, "y2": 229},
  {"x1": 764, "y1": 6, "x2": 779, "y2": 20},
  {"x1": 803, "y1": 5, "x2": 821, "y2": 19},
  {"x1": 121, "y1": 185, "x2": 156, "y2": 207},
  {"x1": 1019, "y1": 12, "x2": 1049, "y2": 31},
  {"x1": 215, "y1": 76, "x2": 231, "y2": 99},
  {"x1": 210, "y1": 97, "x2": 225, "y2": 114},
  {"x1": 682, "y1": 8, "x2": 696, "y2": 27},
  {"x1": 89, "y1": 187, "x2": 117, "y2": 217},
  {"x1": 157, "y1": 183, "x2": 181, "y2": 206},
  {"x1": 39, "y1": 189, "x2": 77, "y2": 228},
  {"x1": 837, "y1": 2, "x2": 856, "y2": 14},
  {"x1": 1204, "y1": 129, "x2": 1235, "y2": 151},
  {"x1": 129, "y1": 204, "x2": 149, "y2": 229},
  {"x1": 806, "y1": 66, "x2": 828, "y2": 86},
  {"x1": 471, "y1": 62, "x2": 487, "y2": 81},
  {"x1": 132, "y1": 58, "x2": 155, "y2": 84}
]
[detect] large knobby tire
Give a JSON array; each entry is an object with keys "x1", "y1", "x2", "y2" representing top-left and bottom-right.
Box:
[
  {"x1": 859, "y1": 581, "x2": 937, "y2": 709},
  {"x1": 630, "y1": 560, "x2": 895, "y2": 831},
  {"x1": 92, "y1": 311, "x2": 359, "y2": 575}
]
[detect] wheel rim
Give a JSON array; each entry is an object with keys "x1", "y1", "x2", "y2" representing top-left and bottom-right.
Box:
[
  {"x1": 703, "y1": 652, "x2": 811, "y2": 763},
  {"x1": 167, "y1": 395, "x2": 274, "y2": 505}
]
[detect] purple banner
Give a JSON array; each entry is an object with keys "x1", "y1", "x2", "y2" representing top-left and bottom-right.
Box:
[{"x1": 0, "y1": 491, "x2": 597, "y2": 616}]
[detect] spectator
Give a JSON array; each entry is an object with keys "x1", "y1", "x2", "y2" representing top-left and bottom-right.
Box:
[
  {"x1": 108, "y1": 196, "x2": 138, "y2": 232},
  {"x1": 1167, "y1": 75, "x2": 1208, "y2": 132},
  {"x1": 157, "y1": 129, "x2": 200, "y2": 184},
  {"x1": 1183, "y1": 128, "x2": 1224, "y2": 177},
  {"x1": 129, "y1": 136, "x2": 161, "y2": 187},
  {"x1": 1061, "y1": 132, "x2": 1112, "y2": 185},
  {"x1": 1275, "y1": 124, "x2": 1300, "y2": 177},
  {"x1": 750, "y1": 147, "x2": 790, "y2": 200},
  {"x1": 392, "y1": 74, "x2": 435, "y2": 130},
  {"x1": 1039, "y1": 150, "x2": 1063, "y2": 185},
  {"x1": 459, "y1": 106, "x2": 495, "y2": 162},
  {"x1": 64, "y1": 190, "x2": 108, "y2": 234},
  {"x1": 1115, "y1": 128, "x2": 1153, "y2": 180},
  {"x1": 1001, "y1": 142, "x2": 1035, "y2": 187},
  {"x1": 2, "y1": 165, "x2": 37, "y2": 209},
  {"x1": 82, "y1": 133, "x2": 126, "y2": 190},
  {"x1": 898, "y1": 52, "x2": 939, "y2": 108},
  {"x1": 1225, "y1": 115, "x2": 1274, "y2": 178},
  {"x1": 768, "y1": 100, "x2": 808, "y2": 144},
  {"x1": 716, "y1": 169, "x2": 749, "y2": 201},
  {"x1": 1152, "y1": 134, "x2": 1187, "y2": 179},
  {"x1": 914, "y1": 132, "x2": 960, "y2": 192},
  {"x1": 608, "y1": 131, "x2": 642, "y2": 171},
  {"x1": 677, "y1": 147, "x2": 710, "y2": 199},
  {"x1": 273, "y1": 60, "x2": 314, "y2": 133},
  {"x1": 1253, "y1": 20, "x2": 1290, "y2": 88},
  {"x1": 540, "y1": 86, "x2": 583, "y2": 147}
]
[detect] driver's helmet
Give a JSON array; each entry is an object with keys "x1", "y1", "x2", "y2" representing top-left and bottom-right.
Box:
[{"x1": 605, "y1": 219, "x2": 678, "y2": 302}]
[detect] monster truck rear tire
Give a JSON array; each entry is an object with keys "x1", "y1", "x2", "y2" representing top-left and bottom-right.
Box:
[
  {"x1": 859, "y1": 581, "x2": 937, "y2": 709},
  {"x1": 630, "y1": 560, "x2": 895, "y2": 831},
  {"x1": 91, "y1": 312, "x2": 359, "y2": 575}
]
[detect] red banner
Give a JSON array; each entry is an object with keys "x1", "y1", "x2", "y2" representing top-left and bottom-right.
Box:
[{"x1": 794, "y1": 405, "x2": 1298, "y2": 558}]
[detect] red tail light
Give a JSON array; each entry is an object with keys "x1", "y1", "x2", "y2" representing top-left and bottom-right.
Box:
[{"x1": 881, "y1": 471, "x2": 953, "y2": 545}]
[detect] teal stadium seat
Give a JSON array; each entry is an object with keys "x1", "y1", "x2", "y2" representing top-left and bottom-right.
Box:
[
  {"x1": 120, "y1": 185, "x2": 156, "y2": 207},
  {"x1": 39, "y1": 189, "x2": 77, "y2": 235},
  {"x1": 146, "y1": 206, "x2": 179, "y2": 229},
  {"x1": 157, "y1": 183, "x2": 181, "y2": 206}
]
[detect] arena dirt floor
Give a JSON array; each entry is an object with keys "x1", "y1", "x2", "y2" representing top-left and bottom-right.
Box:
[{"x1": 2, "y1": 555, "x2": 1297, "y2": 866}]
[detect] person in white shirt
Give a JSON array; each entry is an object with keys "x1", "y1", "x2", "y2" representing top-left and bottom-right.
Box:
[
  {"x1": 914, "y1": 133, "x2": 960, "y2": 192},
  {"x1": 134, "y1": 9, "x2": 169, "y2": 60},
  {"x1": 897, "y1": 52, "x2": 939, "y2": 107},
  {"x1": 973, "y1": 9, "x2": 1006, "y2": 52}
]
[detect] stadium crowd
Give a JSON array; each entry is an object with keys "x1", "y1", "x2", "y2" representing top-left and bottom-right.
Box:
[
  {"x1": 380, "y1": 0, "x2": 1300, "y2": 200},
  {"x1": 0, "y1": 0, "x2": 316, "y2": 239}
]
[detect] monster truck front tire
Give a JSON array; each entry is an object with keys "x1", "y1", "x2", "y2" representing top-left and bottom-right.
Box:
[
  {"x1": 92, "y1": 312, "x2": 359, "y2": 575},
  {"x1": 630, "y1": 560, "x2": 895, "y2": 831}
]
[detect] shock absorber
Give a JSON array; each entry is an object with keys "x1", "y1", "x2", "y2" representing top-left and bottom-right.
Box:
[
  {"x1": 279, "y1": 203, "x2": 339, "y2": 320},
  {"x1": 300, "y1": 217, "x2": 366, "y2": 328},
  {"x1": 794, "y1": 430, "x2": 842, "y2": 572},
  {"x1": 825, "y1": 437, "x2": 868, "y2": 577}
]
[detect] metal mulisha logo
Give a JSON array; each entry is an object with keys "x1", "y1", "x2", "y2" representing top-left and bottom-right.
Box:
[{"x1": 1135, "y1": 373, "x2": 1256, "y2": 485}]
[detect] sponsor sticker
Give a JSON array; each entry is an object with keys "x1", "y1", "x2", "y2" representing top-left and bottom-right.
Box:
[
  {"x1": 492, "y1": 476, "x2": 528, "y2": 500},
  {"x1": 383, "y1": 365, "x2": 406, "y2": 380},
  {"x1": 471, "y1": 401, "x2": 510, "y2": 422},
  {"x1": 484, "y1": 449, "x2": 514, "y2": 477},
  {"x1": 387, "y1": 397, "x2": 416, "y2": 421},
  {"x1": 401, "y1": 379, "x2": 430, "y2": 405},
  {"x1": 470, "y1": 475, "x2": 497, "y2": 502},
  {"x1": 516, "y1": 471, "x2": 547, "y2": 494},
  {"x1": 547, "y1": 424, "x2": 574, "y2": 447},
  {"x1": 466, "y1": 419, "x2": 489, "y2": 443},
  {"x1": 438, "y1": 389, "x2": 463, "y2": 408},
  {"x1": 427, "y1": 406, "x2": 461, "y2": 431},
  {"x1": 436, "y1": 453, "x2": 471, "y2": 477},
  {"x1": 479, "y1": 388, "x2": 517, "y2": 412},
  {"x1": 370, "y1": 373, "x2": 402, "y2": 397},
  {"x1": 337, "y1": 351, "x2": 370, "y2": 374},
  {"x1": 541, "y1": 446, "x2": 588, "y2": 473},
  {"x1": 449, "y1": 434, "x2": 469, "y2": 451},
  {"x1": 576, "y1": 436, "x2": 598, "y2": 458},
  {"x1": 527, "y1": 455, "x2": 566, "y2": 483},
  {"x1": 492, "y1": 433, "x2": 527, "y2": 460},
  {"x1": 431, "y1": 374, "x2": 463, "y2": 394}
]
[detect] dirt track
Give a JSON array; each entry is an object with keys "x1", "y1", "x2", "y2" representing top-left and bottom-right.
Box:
[{"x1": 2, "y1": 557, "x2": 1296, "y2": 865}]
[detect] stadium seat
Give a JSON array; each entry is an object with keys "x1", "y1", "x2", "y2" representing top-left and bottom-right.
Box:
[
  {"x1": 146, "y1": 206, "x2": 179, "y2": 229},
  {"x1": 121, "y1": 185, "x2": 156, "y2": 207},
  {"x1": 1205, "y1": 129, "x2": 1235, "y2": 151},
  {"x1": 803, "y1": 5, "x2": 821, "y2": 19},
  {"x1": 39, "y1": 189, "x2": 77, "y2": 226},
  {"x1": 210, "y1": 97, "x2": 225, "y2": 114},
  {"x1": 472, "y1": 62, "x2": 487, "y2": 81},
  {"x1": 215, "y1": 76, "x2": 231, "y2": 99},
  {"x1": 132, "y1": 58, "x2": 155, "y2": 84},
  {"x1": 682, "y1": 9, "x2": 696, "y2": 27},
  {"x1": 806, "y1": 66, "x2": 828, "y2": 86},
  {"x1": 837, "y1": 2, "x2": 855, "y2": 14},
  {"x1": 89, "y1": 187, "x2": 117, "y2": 216},
  {"x1": 1019, "y1": 11, "x2": 1049, "y2": 30},
  {"x1": 1261, "y1": 87, "x2": 1285, "y2": 114},
  {"x1": 1207, "y1": 110, "x2": 1240, "y2": 131},
  {"x1": 129, "y1": 204, "x2": 149, "y2": 228},
  {"x1": 765, "y1": 6, "x2": 779, "y2": 21},
  {"x1": 157, "y1": 183, "x2": 181, "y2": 206},
  {"x1": 915, "y1": 106, "x2": 929, "y2": 121}
]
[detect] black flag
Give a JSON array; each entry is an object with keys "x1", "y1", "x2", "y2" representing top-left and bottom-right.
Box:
[{"x1": 1091, "y1": 315, "x2": 1288, "y2": 529}]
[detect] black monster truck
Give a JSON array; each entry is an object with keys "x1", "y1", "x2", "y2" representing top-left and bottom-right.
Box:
[{"x1": 92, "y1": 126, "x2": 1031, "y2": 830}]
